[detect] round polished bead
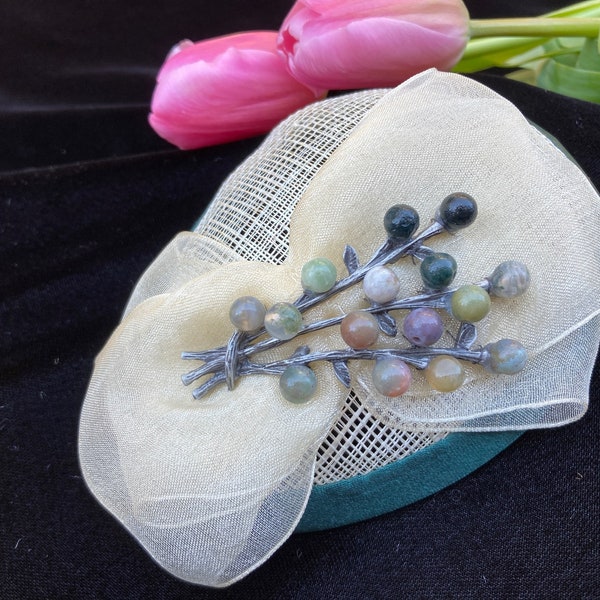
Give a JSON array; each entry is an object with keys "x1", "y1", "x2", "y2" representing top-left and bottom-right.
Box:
[
  {"x1": 229, "y1": 296, "x2": 266, "y2": 332},
  {"x1": 264, "y1": 302, "x2": 303, "y2": 340},
  {"x1": 279, "y1": 365, "x2": 317, "y2": 404},
  {"x1": 438, "y1": 192, "x2": 477, "y2": 232},
  {"x1": 402, "y1": 308, "x2": 444, "y2": 346},
  {"x1": 424, "y1": 355, "x2": 465, "y2": 392},
  {"x1": 363, "y1": 266, "x2": 400, "y2": 304},
  {"x1": 450, "y1": 285, "x2": 491, "y2": 322},
  {"x1": 384, "y1": 204, "x2": 419, "y2": 241},
  {"x1": 420, "y1": 252, "x2": 457, "y2": 289},
  {"x1": 301, "y1": 257, "x2": 337, "y2": 294},
  {"x1": 483, "y1": 339, "x2": 527, "y2": 374},
  {"x1": 372, "y1": 358, "x2": 412, "y2": 397},
  {"x1": 488, "y1": 261, "x2": 530, "y2": 298},
  {"x1": 340, "y1": 311, "x2": 379, "y2": 349}
]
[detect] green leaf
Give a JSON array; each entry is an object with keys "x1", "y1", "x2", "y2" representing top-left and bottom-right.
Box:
[
  {"x1": 576, "y1": 36, "x2": 600, "y2": 67},
  {"x1": 537, "y1": 41, "x2": 600, "y2": 103},
  {"x1": 455, "y1": 1, "x2": 600, "y2": 73}
]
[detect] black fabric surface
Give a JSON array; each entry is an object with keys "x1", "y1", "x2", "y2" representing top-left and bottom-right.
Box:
[{"x1": 1, "y1": 1, "x2": 599, "y2": 598}]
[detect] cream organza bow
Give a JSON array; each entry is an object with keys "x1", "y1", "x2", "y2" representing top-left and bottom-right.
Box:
[{"x1": 79, "y1": 71, "x2": 600, "y2": 587}]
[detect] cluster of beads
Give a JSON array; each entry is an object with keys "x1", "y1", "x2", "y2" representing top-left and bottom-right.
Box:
[{"x1": 183, "y1": 193, "x2": 530, "y2": 404}]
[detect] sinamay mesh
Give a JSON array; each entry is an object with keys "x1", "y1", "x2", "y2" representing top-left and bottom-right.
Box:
[
  {"x1": 80, "y1": 71, "x2": 600, "y2": 587},
  {"x1": 124, "y1": 86, "x2": 447, "y2": 485}
]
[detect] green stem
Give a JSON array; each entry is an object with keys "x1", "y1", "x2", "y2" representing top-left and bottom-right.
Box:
[
  {"x1": 455, "y1": 2, "x2": 600, "y2": 71},
  {"x1": 541, "y1": 0, "x2": 600, "y2": 18},
  {"x1": 455, "y1": 38, "x2": 551, "y2": 71},
  {"x1": 470, "y1": 17, "x2": 600, "y2": 39}
]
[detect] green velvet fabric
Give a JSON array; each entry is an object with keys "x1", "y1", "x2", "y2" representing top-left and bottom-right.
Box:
[{"x1": 297, "y1": 431, "x2": 522, "y2": 532}]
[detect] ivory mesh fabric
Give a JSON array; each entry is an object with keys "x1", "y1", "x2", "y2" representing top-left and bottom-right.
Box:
[
  {"x1": 79, "y1": 70, "x2": 600, "y2": 587},
  {"x1": 124, "y1": 87, "x2": 443, "y2": 484}
]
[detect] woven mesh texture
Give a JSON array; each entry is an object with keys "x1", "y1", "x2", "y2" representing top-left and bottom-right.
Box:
[
  {"x1": 194, "y1": 88, "x2": 384, "y2": 265},
  {"x1": 313, "y1": 390, "x2": 446, "y2": 485},
  {"x1": 79, "y1": 71, "x2": 600, "y2": 587}
]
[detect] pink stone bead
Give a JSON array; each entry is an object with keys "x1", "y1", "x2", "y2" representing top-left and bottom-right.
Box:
[
  {"x1": 372, "y1": 358, "x2": 412, "y2": 397},
  {"x1": 340, "y1": 311, "x2": 379, "y2": 349}
]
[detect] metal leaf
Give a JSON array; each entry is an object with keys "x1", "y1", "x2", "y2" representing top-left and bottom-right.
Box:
[
  {"x1": 294, "y1": 292, "x2": 313, "y2": 306},
  {"x1": 401, "y1": 356, "x2": 431, "y2": 369},
  {"x1": 291, "y1": 345, "x2": 311, "y2": 358},
  {"x1": 376, "y1": 311, "x2": 397, "y2": 336},
  {"x1": 343, "y1": 244, "x2": 360, "y2": 274},
  {"x1": 456, "y1": 322, "x2": 477, "y2": 349},
  {"x1": 410, "y1": 245, "x2": 435, "y2": 260},
  {"x1": 332, "y1": 360, "x2": 351, "y2": 388}
]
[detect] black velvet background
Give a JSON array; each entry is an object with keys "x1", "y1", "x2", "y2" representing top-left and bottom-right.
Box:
[{"x1": 1, "y1": 1, "x2": 599, "y2": 598}]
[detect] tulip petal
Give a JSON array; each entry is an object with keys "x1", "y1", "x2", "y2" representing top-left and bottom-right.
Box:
[
  {"x1": 149, "y1": 31, "x2": 325, "y2": 149},
  {"x1": 284, "y1": 17, "x2": 468, "y2": 89},
  {"x1": 300, "y1": 0, "x2": 468, "y2": 24},
  {"x1": 153, "y1": 49, "x2": 317, "y2": 125},
  {"x1": 158, "y1": 31, "x2": 282, "y2": 80},
  {"x1": 278, "y1": 0, "x2": 469, "y2": 90},
  {"x1": 148, "y1": 113, "x2": 260, "y2": 149}
]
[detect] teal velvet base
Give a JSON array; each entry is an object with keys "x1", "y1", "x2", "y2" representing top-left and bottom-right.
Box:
[{"x1": 297, "y1": 431, "x2": 522, "y2": 532}]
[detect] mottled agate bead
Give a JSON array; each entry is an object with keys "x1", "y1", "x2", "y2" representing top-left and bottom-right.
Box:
[
  {"x1": 438, "y1": 192, "x2": 478, "y2": 232},
  {"x1": 229, "y1": 296, "x2": 266, "y2": 332},
  {"x1": 483, "y1": 339, "x2": 527, "y2": 374},
  {"x1": 383, "y1": 204, "x2": 419, "y2": 241},
  {"x1": 488, "y1": 261, "x2": 530, "y2": 298},
  {"x1": 402, "y1": 308, "x2": 444, "y2": 346},
  {"x1": 363, "y1": 266, "x2": 400, "y2": 304},
  {"x1": 420, "y1": 252, "x2": 457, "y2": 289},
  {"x1": 450, "y1": 285, "x2": 491, "y2": 322},
  {"x1": 340, "y1": 311, "x2": 379, "y2": 349},
  {"x1": 301, "y1": 257, "x2": 337, "y2": 294},
  {"x1": 279, "y1": 365, "x2": 317, "y2": 404},
  {"x1": 372, "y1": 358, "x2": 412, "y2": 397},
  {"x1": 264, "y1": 302, "x2": 303, "y2": 340},
  {"x1": 425, "y1": 355, "x2": 465, "y2": 392}
]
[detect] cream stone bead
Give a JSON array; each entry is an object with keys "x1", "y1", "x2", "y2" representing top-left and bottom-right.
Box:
[
  {"x1": 424, "y1": 355, "x2": 465, "y2": 392},
  {"x1": 363, "y1": 266, "x2": 400, "y2": 304}
]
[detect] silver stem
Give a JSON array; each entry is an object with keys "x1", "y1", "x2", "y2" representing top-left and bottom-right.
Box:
[
  {"x1": 182, "y1": 216, "x2": 486, "y2": 398},
  {"x1": 191, "y1": 345, "x2": 488, "y2": 400},
  {"x1": 181, "y1": 279, "x2": 489, "y2": 386}
]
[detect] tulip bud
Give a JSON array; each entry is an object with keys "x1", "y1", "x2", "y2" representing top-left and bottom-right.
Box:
[
  {"x1": 149, "y1": 31, "x2": 326, "y2": 150},
  {"x1": 277, "y1": 0, "x2": 470, "y2": 90}
]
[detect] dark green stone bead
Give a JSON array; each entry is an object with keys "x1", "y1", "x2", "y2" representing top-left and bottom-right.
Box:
[
  {"x1": 384, "y1": 204, "x2": 419, "y2": 241},
  {"x1": 438, "y1": 192, "x2": 477, "y2": 232},
  {"x1": 420, "y1": 252, "x2": 457, "y2": 289}
]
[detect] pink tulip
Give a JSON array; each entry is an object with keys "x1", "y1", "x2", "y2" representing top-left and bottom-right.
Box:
[
  {"x1": 149, "y1": 31, "x2": 325, "y2": 150},
  {"x1": 277, "y1": 0, "x2": 470, "y2": 90}
]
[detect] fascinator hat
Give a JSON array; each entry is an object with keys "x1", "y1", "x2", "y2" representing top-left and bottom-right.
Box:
[{"x1": 79, "y1": 70, "x2": 600, "y2": 587}]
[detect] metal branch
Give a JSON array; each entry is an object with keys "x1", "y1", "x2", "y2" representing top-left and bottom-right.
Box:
[{"x1": 190, "y1": 344, "x2": 488, "y2": 400}]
